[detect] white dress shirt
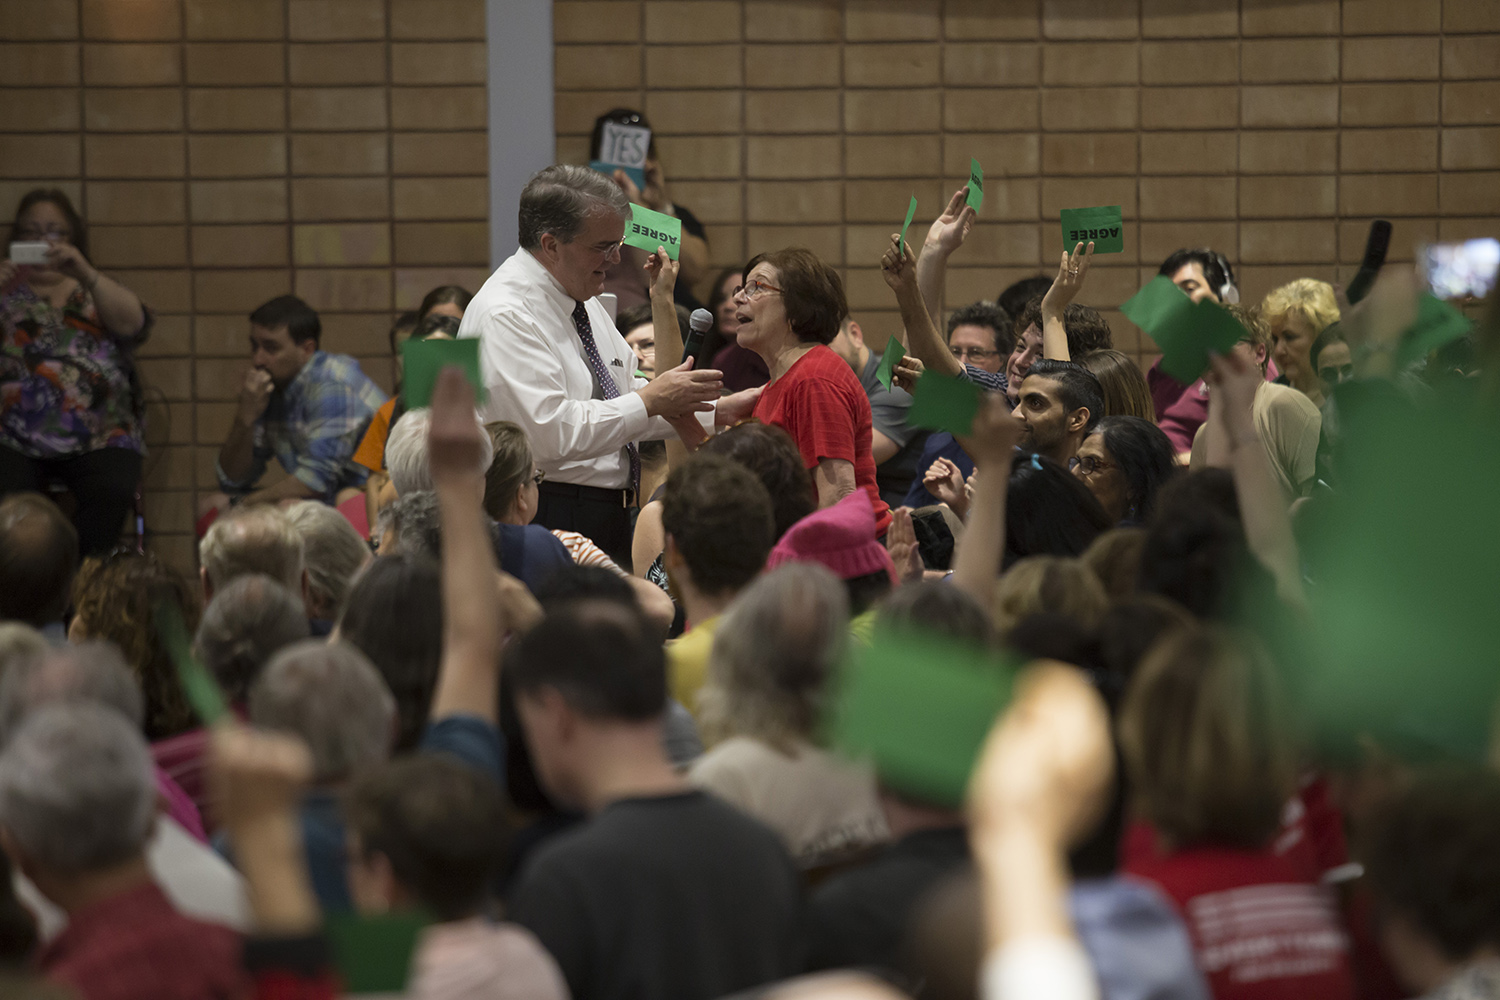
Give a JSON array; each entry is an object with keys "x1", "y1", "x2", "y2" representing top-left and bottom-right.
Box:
[{"x1": 458, "y1": 248, "x2": 673, "y2": 490}]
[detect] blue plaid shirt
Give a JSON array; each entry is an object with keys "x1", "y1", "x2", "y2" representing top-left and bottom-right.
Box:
[{"x1": 217, "y1": 351, "x2": 386, "y2": 499}]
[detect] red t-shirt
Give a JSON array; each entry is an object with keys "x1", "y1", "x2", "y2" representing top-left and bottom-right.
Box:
[{"x1": 752, "y1": 345, "x2": 891, "y2": 535}]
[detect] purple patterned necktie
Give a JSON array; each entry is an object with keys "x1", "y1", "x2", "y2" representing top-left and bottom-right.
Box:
[{"x1": 572, "y1": 300, "x2": 640, "y2": 500}]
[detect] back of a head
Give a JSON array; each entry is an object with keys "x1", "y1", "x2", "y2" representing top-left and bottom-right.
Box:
[
  {"x1": 1017, "y1": 300, "x2": 1113, "y2": 356},
  {"x1": 70, "y1": 551, "x2": 201, "y2": 741},
  {"x1": 1027, "y1": 358, "x2": 1105, "y2": 431},
  {"x1": 377, "y1": 490, "x2": 442, "y2": 561},
  {"x1": 284, "y1": 501, "x2": 370, "y2": 619},
  {"x1": 0, "y1": 642, "x2": 144, "y2": 747},
  {"x1": 508, "y1": 597, "x2": 665, "y2": 722},
  {"x1": 0, "y1": 625, "x2": 47, "y2": 685},
  {"x1": 482, "y1": 421, "x2": 534, "y2": 522},
  {"x1": 996, "y1": 275, "x2": 1051, "y2": 325},
  {"x1": 0, "y1": 494, "x2": 78, "y2": 628},
  {"x1": 1005, "y1": 453, "x2": 1112, "y2": 567},
  {"x1": 385, "y1": 408, "x2": 494, "y2": 499},
  {"x1": 518, "y1": 164, "x2": 631, "y2": 251},
  {"x1": 1363, "y1": 768, "x2": 1500, "y2": 970},
  {"x1": 1092, "y1": 594, "x2": 1193, "y2": 707},
  {"x1": 661, "y1": 454, "x2": 776, "y2": 597},
  {"x1": 1091, "y1": 416, "x2": 1178, "y2": 522},
  {"x1": 1082, "y1": 526, "x2": 1148, "y2": 601},
  {"x1": 249, "y1": 640, "x2": 395, "y2": 784},
  {"x1": 201, "y1": 505, "x2": 305, "y2": 594},
  {"x1": 1080, "y1": 349, "x2": 1155, "y2": 422},
  {"x1": 346, "y1": 753, "x2": 506, "y2": 922},
  {"x1": 194, "y1": 574, "x2": 310, "y2": 704},
  {"x1": 337, "y1": 554, "x2": 443, "y2": 753},
  {"x1": 1120, "y1": 625, "x2": 1295, "y2": 850},
  {"x1": 0, "y1": 703, "x2": 155, "y2": 875},
  {"x1": 699, "y1": 421, "x2": 817, "y2": 540},
  {"x1": 1138, "y1": 492, "x2": 1253, "y2": 621},
  {"x1": 700, "y1": 562, "x2": 849, "y2": 747},
  {"x1": 994, "y1": 556, "x2": 1108, "y2": 634},
  {"x1": 877, "y1": 580, "x2": 993, "y2": 647}
]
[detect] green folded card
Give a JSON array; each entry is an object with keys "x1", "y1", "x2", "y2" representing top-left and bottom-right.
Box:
[
  {"x1": 899, "y1": 195, "x2": 918, "y2": 256},
  {"x1": 828, "y1": 627, "x2": 1015, "y2": 809},
  {"x1": 966, "y1": 157, "x2": 984, "y2": 212},
  {"x1": 907, "y1": 368, "x2": 981, "y2": 436},
  {"x1": 155, "y1": 600, "x2": 227, "y2": 726},
  {"x1": 400, "y1": 337, "x2": 486, "y2": 410},
  {"x1": 1059, "y1": 205, "x2": 1124, "y2": 254},
  {"x1": 1397, "y1": 293, "x2": 1473, "y2": 368},
  {"x1": 1121, "y1": 275, "x2": 1246, "y2": 384},
  {"x1": 875, "y1": 335, "x2": 904, "y2": 391},
  {"x1": 326, "y1": 911, "x2": 428, "y2": 994},
  {"x1": 623, "y1": 203, "x2": 682, "y2": 260}
]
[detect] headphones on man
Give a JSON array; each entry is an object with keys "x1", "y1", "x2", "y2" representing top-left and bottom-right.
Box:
[{"x1": 1205, "y1": 249, "x2": 1240, "y2": 305}]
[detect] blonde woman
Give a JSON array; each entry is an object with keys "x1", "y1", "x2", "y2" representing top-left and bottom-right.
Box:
[{"x1": 1262, "y1": 278, "x2": 1340, "y2": 407}]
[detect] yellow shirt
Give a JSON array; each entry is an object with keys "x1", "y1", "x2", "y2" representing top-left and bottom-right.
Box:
[{"x1": 665, "y1": 614, "x2": 721, "y2": 716}]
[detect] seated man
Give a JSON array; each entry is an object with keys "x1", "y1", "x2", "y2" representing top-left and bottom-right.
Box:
[
  {"x1": 198, "y1": 504, "x2": 309, "y2": 610},
  {"x1": 283, "y1": 500, "x2": 371, "y2": 624},
  {"x1": 207, "y1": 294, "x2": 386, "y2": 513},
  {"x1": 1011, "y1": 359, "x2": 1104, "y2": 469},
  {"x1": 507, "y1": 596, "x2": 802, "y2": 1000},
  {"x1": 0, "y1": 493, "x2": 77, "y2": 640},
  {"x1": 0, "y1": 704, "x2": 243, "y2": 997}
]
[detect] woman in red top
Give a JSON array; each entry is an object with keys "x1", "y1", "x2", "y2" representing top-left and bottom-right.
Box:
[
  {"x1": 736, "y1": 248, "x2": 891, "y2": 535},
  {"x1": 1120, "y1": 624, "x2": 1357, "y2": 1000}
]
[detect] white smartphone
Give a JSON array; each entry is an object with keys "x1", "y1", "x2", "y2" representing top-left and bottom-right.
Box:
[
  {"x1": 598, "y1": 292, "x2": 618, "y2": 323},
  {"x1": 8, "y1": 241, "x2": 49, "y2": 265},
  {"x1": 1419, "y1": 238, "x2": 1500, "y2": 300}
]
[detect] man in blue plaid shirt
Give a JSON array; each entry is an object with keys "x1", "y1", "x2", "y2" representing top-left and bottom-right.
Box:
[{"x1": 208, "y1": 295, "x2": 386, "y2": 513}]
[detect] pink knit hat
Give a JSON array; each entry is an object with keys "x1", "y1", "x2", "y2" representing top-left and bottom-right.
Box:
[{"x1": 765, "y1": 490, "x2": 898, "y2": 585}]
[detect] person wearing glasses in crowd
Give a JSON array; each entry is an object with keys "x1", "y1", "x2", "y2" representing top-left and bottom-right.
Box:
[
  {"x1": 459, "y1": 165, "x2": 758, "y2": 567},
  {"x1": 0, "y1": 189, "x2": 152, "y2": 556}
]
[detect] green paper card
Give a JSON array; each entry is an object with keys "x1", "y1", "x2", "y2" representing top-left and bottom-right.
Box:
[
  {"x1": 1397, "y1": 293, "x2": 1473, "y2": 368},
  {"x1": 400, "y1": 337, "x2": 485, "y2": 410},
  {"x1": 1121, "y1": 275, "x2": 1246, "y2": 384},
  {"x1": 326, "y1": 911, "x2": 428, "y2": 994},
  {"x1": 898, "y1": 195, "x2": 918, "y2": 255},
  {"x1": 1059, "y1": 205, "x2": 1125, "y2": 254},
  {"x1": 875, "y1": 335, "x2": 904, "y2": 391},
  {"x1": 828, "y1": 628, "x2": 1014, "y2": 809},
  {"x1": 907, "y1": 368, "x2": 981, "y2": 436},
  {"x1": 966, "y1": 157, "x2": 984, "y2": 212},
  {"x1": 154, "y1": 600, "x2": 227, "y2": 726},
  {"x1": 623, "y1": 203, "x2": 682, "y2": 260}
]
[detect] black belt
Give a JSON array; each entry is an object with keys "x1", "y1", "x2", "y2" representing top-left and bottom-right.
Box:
[{"x1": 537, "y1": 480, "x2": 634, "y2": 508}]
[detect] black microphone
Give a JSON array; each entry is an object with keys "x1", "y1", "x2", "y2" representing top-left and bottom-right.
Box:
[
  {"x1": 1345, "y1": 220, "x2": 1392, "y2": 305},
  {"x1": 682, "y1": 308, "x2": 713, "y2": 369}
]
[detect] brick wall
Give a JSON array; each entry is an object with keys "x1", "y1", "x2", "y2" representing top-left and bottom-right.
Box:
[
  {"x1": 553, "y1": 0, "x2": 1500, "y2": 362},
  {"x1": 0, "y1": 0, "x2": 489, "y2": 574}
]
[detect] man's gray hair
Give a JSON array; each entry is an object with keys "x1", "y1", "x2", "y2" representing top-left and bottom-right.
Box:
[
  {"x1": 374, "y1": 491, "x2": 441, "y2": 561},
  {"x1": 385, "y1": 408, "x2": 495, "y2": 499},
  {"x1": 517, "y1": 164, "x2": 631, "y2": 252},
  {"x1": 0, "y1": 642, "x2": 144, "y2": 747},
  {"x1": 0, "y1": 623, "x2": 47, "y2": 680},
  {"x1": 200, "y1": 505, "x2": 305, "y2": 594},
  {"x1": 0, "y1": 703, "x2": 155, "y2": 874},
  {"x1": 249, "y1": 639, "x2": 396, "y2": 783},
  {"x1": 283, "y1": 501, "x2": 370, "y2": 619},
  {"x1": 698, "y1": 563, "x2": 850, "y2": 750},
  {"x1": 194, "y1": 574, "x2": 311, "y2": 702}
]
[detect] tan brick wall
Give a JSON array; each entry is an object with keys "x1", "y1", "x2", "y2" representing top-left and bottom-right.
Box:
[
  {"x1": 554, "y1": 0, "x2": 1500, "y2": 362},
  {"x1": 0, "y1": 0, "x2": 489, "y2": 575}
]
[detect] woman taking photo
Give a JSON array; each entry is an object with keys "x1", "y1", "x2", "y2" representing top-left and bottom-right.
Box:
[{"x1": 0, "y1": 189, "x2": 151, "y2": 554}]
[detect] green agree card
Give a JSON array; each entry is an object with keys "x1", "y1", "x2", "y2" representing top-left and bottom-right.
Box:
[
  {"x1": 155, "y1": 600, "x2": 227, "y2": 726},
  {"x1": 401, "y1": 337, "x2": 485, "y2": 409},
  {"x1": 828, "y1": 627, "x2": 1014, "y2": 809},
  {"x1": 907, "y1": 368, "x2": 981, "y2": 436},
  {"x1": 875, "y1": 335, "x2": 904, "y2": 391},
  {"x1": 898, "y1": 195, "x2": 918, "y2": 255},
  {"x1": 966, "y1": 158, "x2": 984, "y2": 212},
  {"x1": 1060, "y1": 205, "x2": 1124, "y2": 254},
  {"x1": 1120, "y1": 275, "x2": 1246, "y2": 384},
  {"x1": 623, "y1": 203, "x2": 682, "y2": 260}
]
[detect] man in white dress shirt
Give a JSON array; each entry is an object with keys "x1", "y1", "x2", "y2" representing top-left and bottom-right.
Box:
[{"x1": 460, "y1": 165, "x2": 751, "y2": 566}]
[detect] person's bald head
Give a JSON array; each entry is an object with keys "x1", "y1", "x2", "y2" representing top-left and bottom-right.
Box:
[
  {"x1": 198, "y1": 505, "x2": 305, "y2": 601},
  {"x1": 0, "y1": 494, "x2": 78, "y2": 629}
]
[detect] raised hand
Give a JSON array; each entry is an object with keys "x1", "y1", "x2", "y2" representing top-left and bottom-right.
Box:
[
  {"x1": 956, "y1": 392, "x2": 1024, "y2": 468},
  {"x1": 880, "y1": 234, "x2": 920, "y2": 295},
  {"x1": 924, "y1": 187, "x2": 977, "y2": 258},
  {"x1": 1041, "y1": 241, "x2": 1094, "y2": 318},
  {"x1": 210, "y1": 724, "x2": 313, "y2": 834},
  {"x1": 427, "y1": 365, "x2": 486, "y2": 484},
  {"x1": 923, "y1": 457, "x2": 968, "y2": 511},
  {"x1": 885, "y1": 507, "x2": 924, "y2": 584},
  {"x1": 644, "y1": 247, "x2": 679, "y2": 300},
  {"x1": 892, "y1": 354, "x2": 924, "y2": 394}
]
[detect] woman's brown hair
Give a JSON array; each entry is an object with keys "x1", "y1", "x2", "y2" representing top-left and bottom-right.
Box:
[
  {"x1": 742, "y1": 247, "x2": 847, "y2": 346},
  {"x1": 1079, "y1": 349, "x2": 1155, "y2": 422}
]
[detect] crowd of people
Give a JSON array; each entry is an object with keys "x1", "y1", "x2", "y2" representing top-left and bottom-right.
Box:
[{"x1": 0, "y1": 98, "x2": 1496, "y2": 1000}]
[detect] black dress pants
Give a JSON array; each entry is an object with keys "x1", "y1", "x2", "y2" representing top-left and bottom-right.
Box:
[
  {"x1": 0, "y1": 445, "x2": 142, "y2": 556},
  {"x1": 534, "y1": 481, "x2": 633, "y2": 571}
]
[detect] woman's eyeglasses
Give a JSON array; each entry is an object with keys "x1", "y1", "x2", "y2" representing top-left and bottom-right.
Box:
[
  {"x1": 1074, "y1": 455, "x2": 1116, "y2": 477},
  {"x1": 736, "y1": 279, "x2": 783, "y2": 301}
]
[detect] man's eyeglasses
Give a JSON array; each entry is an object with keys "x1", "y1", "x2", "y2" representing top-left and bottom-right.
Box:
[
  {"x1": 736, "y1": 279, "x2": 782, "y2": 300},
  {"x1": 949, "y1": 346, "x2": 998, "y2": 361},
  {"x1": 582, "y1": 238, "x2": 626, "y2": 258},
  {"x1": 1074, "y1": 455, "x2": 1116, "y2": 477}
]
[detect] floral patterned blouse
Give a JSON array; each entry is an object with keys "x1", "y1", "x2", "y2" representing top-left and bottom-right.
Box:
[{"x1": 0, "y1": 280, "x2": 151, "y2": 458}]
